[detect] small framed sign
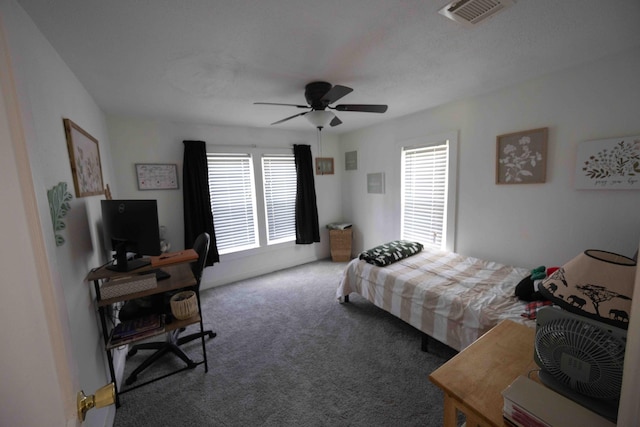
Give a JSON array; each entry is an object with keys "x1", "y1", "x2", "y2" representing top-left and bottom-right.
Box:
[
  {"x1": 135, "y1": 163, "x2": 179, "y2": 190},
  {"x1": 345, "y1": 151, "x2": 357, "y2": 171},
  {"x1": 315, "y1": 157, "x2": 334, "y2": 175},
  {"x1": 367, "y1": 172, "x2": 385, "y2": 194}
]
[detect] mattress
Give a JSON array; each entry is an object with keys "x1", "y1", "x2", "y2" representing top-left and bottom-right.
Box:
[{"x1": 336, "y1": 247, "x2": 535, "y2": 351}]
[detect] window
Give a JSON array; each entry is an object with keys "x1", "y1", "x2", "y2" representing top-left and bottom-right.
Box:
[
  {"x1": 262, "y1": 155, "x2": 296, "y2": 244},
  {"x1": 206, "y1": 150, "x2": 298, "y2": 255},
  {"x1": 401, "y1": 134, "x2": 457, "y2": 251},
  {"x1": 207, "y1": 153, "x2": 259, "y2": 254}
]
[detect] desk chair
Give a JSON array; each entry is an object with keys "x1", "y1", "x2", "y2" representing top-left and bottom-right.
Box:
[{"x1": 119, "y1": 232, "x2": 216, "y2": 385}]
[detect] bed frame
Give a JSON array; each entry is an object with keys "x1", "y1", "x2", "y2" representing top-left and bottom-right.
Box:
[{"x1": 337, "y1": 247, "x2": 535, "y2": 352}]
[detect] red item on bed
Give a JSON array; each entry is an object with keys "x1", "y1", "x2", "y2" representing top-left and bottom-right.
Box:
[{"x1": 521, "y1": 300, "x2": 552, "y2": 320}]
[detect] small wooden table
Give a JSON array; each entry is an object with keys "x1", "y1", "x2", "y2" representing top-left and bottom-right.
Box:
[{"x1": 429, "y1": 320, "x2": 537, "y2": 427}]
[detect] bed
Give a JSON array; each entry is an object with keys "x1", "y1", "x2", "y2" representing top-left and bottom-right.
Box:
[{"x1": 336, "y1": 245, "x2": 536, "y2": 352}]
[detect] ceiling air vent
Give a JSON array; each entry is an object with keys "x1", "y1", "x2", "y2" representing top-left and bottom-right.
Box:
[{"x1": 438, "y1": 0, "x2": 514, "y2": 26}]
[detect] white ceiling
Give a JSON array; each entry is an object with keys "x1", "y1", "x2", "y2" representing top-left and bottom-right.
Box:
[{"x1": 16, "y1": 0, "x2": 640, "y2": 133}]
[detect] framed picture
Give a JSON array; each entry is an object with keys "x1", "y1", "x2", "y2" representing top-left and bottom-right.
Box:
[
  {"x1": 315, "y1": 157, "x2": 334, "y2": 175},
  {"x1": 345, "y1": 151, "x2": 357, "y2": 171},
  {"x1": 135, "y1": 163, "x2": 179, "y2": 190},
  {"x1": 575, "y1": 135, "x2": 640, "y2": 190},
  {"x1": 367, "y1": 172, "x2": 385, "y2": 194},
  {"x1": 496, "y1": 127, "x2": 548, "y2": 184},
  {"x1": 64, "y1": 118, "x2": 105, "y2": 197}
]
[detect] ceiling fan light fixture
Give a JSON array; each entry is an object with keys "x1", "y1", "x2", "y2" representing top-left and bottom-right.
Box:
[{"x1": 305, "y1": 110, "x2": 334, "y2": 129}]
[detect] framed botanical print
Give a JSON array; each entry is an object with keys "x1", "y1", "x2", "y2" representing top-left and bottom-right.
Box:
[
  {"x1": 64, "y1": 118, "x2": 105, "y2": 197},
  {"x1": 575, "y1": 135, "x2": 640, "y2": 190},
  {"x1": 496, "y1": 127, "x2": 548, "y2": 184}
]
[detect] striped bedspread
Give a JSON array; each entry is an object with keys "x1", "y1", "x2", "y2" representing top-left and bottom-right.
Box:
[{"x1": 336, "y1": 247, "x2": 535, "y2": 351}]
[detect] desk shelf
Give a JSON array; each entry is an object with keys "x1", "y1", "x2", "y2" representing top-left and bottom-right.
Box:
[
  {"x1": 106, "y1": 314, "x2": 201, "y2": 350},
  {"x1": 95, "y1": 265, "x2": 196, "y2": 307}
]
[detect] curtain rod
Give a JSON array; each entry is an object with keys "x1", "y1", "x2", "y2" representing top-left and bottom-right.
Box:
[{"x1": 207, "y1": 143, "x2": 297, "y2": 150}]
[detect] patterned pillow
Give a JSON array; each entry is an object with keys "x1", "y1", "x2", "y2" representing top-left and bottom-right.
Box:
[{"x1": 359, "y1": 240, "x2": 424, "y2": 267}]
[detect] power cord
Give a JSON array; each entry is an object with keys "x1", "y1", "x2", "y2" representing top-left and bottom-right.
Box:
[
  {"x1": 527, "y1": 368, "x2": 541, "y2": 379},
  {"x1": 90, "y1": 257, "x2": 115, "y2": 273}
]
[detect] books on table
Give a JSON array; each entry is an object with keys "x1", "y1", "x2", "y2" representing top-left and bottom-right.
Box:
[
  {"x1": 501, "y1": 376, "x2": 615, "y2": 427},
  {"x1": 108, "y1": 314, "x2": 164, "y2": 347}
]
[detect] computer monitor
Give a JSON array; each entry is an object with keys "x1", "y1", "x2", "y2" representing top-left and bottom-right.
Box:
[{"x1": 101, "y1": 199, "x2": 162, "y2": 272}]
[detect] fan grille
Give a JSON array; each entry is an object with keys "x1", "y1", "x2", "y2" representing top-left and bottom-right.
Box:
[{"x1": 535, "y1": 317, "x2": 625, "y2": 399}]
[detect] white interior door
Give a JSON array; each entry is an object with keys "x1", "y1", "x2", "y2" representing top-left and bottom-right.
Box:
[{"x1": 0, "y1": 14, "x2": 81, "y2": 426}]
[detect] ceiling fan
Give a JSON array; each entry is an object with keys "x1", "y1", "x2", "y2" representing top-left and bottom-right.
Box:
[{"x1": 254, "y1": 81, "x2": 388, "y2": 129}]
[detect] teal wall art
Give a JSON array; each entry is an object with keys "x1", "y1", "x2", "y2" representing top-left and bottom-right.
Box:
[{"x1": 48, "y1": 182, "x2": 73, "y2": 246}]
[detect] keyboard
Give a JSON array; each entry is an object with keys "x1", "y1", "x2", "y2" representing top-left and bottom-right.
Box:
[{"x1": 140, "y1": 268, "x2": 171, "y2": 281}]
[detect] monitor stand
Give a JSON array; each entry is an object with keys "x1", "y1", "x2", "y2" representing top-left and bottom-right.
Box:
[{"x1": 107, "y1": 246, "x2": 151, "y2": 272}]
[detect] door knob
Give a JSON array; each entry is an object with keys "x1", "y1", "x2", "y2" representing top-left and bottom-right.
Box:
[{"x1": 77, "y1": 383, "x2": 115, "y2": 421}]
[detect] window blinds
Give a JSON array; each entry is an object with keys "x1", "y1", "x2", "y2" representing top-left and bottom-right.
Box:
[
  {"x1": 401, "y1": 143, "x2": 449, "y2": 249},
  {"x1": 206, "y1": 153, "x2": 259, "y2": 254},
  {"x1": 262, "y1": 155, "x2": 296, "y2": 244}
]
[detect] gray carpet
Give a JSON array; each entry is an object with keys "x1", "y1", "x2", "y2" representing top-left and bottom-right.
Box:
[{"x1": 113, "y1": 259, "x2": 457, "y2": 426}]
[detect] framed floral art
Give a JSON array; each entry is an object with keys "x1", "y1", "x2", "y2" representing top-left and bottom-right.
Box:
[
  {"x1": 496, "y1": 127, "x2": 548, "y2": 184},
  {"x1": 64, "y1": 118, "x2": 105, "y2": 197},
  {"x1": 575, "y1": 135, "x2": 640, "y2": 190}
]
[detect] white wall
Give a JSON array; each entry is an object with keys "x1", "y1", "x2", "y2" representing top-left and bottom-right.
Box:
[
  {"x1": 2, "y1": 0, "x2": 116, "y2": 425},
  {"x1": 340, "y1": 47, "x2": 640, "y2": 269},
  {"x1": 106, "y1": 116, "x2": 343, "y2": 289}
]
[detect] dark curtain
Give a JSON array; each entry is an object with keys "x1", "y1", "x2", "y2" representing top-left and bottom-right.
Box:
[
  {"x1": 293, "y1": 144, "x2": 320, "y2": 244},
  {"x1": 183, "y1": 140, "x2": 219, "y2": 265}
]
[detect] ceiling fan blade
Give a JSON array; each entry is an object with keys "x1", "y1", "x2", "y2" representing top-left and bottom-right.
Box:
[
  {"x1": 330, "y1": 116, "x2": 342, "y2": 127},
  {"x1": 333, "y1": 104, "x2": 388, "y2": 113},
  {"x1": 255, "y1": 102, "x2": 309, "y2": 109},
  {"x1": 320, "y1": 85, "x2": 353, "y2": 104},
  {"x1": 270, "y1": 111, "x2": 308, "y2": 125}
]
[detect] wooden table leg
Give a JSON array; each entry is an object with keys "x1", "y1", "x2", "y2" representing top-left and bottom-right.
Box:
[
  {"x1": 466, "y1": 412, "x2": 485, "y2": 427},
  {"x1": 443, "y1": 393, "x2": 458, "y2": 427},
  {"x1": 443, "y1": 393, "x2": 492, "y2": 427}
]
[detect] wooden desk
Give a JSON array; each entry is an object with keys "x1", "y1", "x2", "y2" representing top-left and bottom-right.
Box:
[
  {"x1": 87, "y1": 252, "x2": 207, "y2": 405},
  {"x1": 86, "y1": 249, "x2": 198, "y2": 283},
  {"x1": 429, "y1": 320, "x2": 537, "y2": 427},
  {"x1": 89, "y1": 263, "x2": 197, "y2": 306}
]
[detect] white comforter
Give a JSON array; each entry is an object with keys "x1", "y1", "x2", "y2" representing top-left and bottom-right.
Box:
[{"x1": 337, "y1": 247, "x2": 534, "y2": 351}]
